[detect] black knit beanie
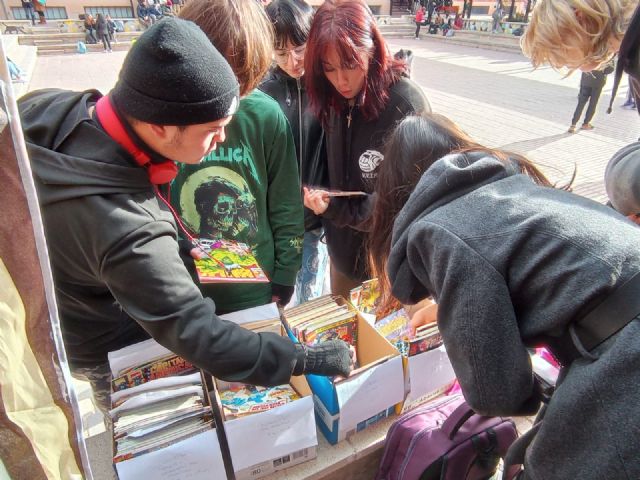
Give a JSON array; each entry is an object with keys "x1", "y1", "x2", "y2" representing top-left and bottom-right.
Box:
[{"x1": 111, "y1": 17, "x2": 239, "y2": 125}]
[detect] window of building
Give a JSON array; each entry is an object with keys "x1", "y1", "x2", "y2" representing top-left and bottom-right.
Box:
[
  {"x1": 85, "y1": 7, "x2": 133, "y2": 18},
  {"x1": 12, "y1": 6, "x2": 68, "y2": 19}
]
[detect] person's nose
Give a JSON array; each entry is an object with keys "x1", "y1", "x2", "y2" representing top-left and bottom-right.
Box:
[
  {"x1": 336, "y1": 69, "x2": 348, "y2": 89},
  {"x1": 217, "y1": 127, "x2": 226, "y2": 144}
]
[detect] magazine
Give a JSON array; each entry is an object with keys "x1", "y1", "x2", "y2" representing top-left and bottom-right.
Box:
[
  {"x1": 193, "y1": 238, "x2": 269, "y2": 284},
  {"x1": 219, "y1": 384, "x2": 301, "y2": 419}
]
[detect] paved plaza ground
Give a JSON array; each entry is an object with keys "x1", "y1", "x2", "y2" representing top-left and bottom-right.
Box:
[{"x1": 24, "y1": 37, "x2": 639, "y2": 478}]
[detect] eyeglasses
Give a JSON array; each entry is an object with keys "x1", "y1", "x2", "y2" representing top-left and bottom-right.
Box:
[{"x1": 274, "y1": 44, "x2": 306, "y2": 64}]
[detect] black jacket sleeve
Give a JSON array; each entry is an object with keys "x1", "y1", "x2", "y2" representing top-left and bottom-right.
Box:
[{"x1": 101, "y1": 219, "x2": 299, "y2": 386}]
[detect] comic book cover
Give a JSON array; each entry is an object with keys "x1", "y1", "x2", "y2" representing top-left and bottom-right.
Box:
[
  {"x1": 374, "y1": 309, "x2": 410, "y2": 343},
  {"x1": 112, "y1": 354, "x2": 197, "y2": 392},
  {"x1": 303, "y1": 313, "x2": 358, "y2": 347},
  {"x1": 349, "y1": 278, "x2": 381, "y2": 315},
  {"x1": 193, "y1": 238, "x2": 269, "y2": 283},
  {"x1": 220, "y1": 384, "x2": 301, "y2": 418},
  {"x1": 407, "y1": 330, "x2": 443, "y2": 357}
]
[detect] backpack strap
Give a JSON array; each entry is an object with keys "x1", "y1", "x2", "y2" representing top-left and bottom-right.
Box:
[
  {"x1": 573, "y1": 271, "x2": 640, "y2": 352},
  {"x1": 440, "y1": 401, "x2": 475, "y2": 440}
]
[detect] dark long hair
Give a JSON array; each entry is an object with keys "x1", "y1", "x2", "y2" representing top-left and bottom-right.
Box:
[
  {"x1": 369, "y1": 114, "x2": 555, "y2": 313},
  {"x1": 304, "y1": 0, "x2": 406, "y2": 126},
  {"x1": 266, "y1": 0, "x2": 314, "y2": 50}
]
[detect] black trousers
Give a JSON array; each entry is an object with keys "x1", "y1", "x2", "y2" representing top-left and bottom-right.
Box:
[
  {"x1": 571, "y1": 84, "x2": 604, "y2": 125},
  {"x1": 415, "y1": 21, "x2": 422, "y2": 37},
  {"x1": 100, "y1": 33, "x2": 111, "y2": 50}
]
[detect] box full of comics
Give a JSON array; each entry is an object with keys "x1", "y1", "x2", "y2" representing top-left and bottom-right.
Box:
[
  {"x1": 214, "y1": 304, "x2": 318, "y2": 480},
  {"x1": 108, "y1": 339, "x2": 226, "y2": 480},
  {"x1": 282, "y1": 295, "x2": 405, "y2": 445}
]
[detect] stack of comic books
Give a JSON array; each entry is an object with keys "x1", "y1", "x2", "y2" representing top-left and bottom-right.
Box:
[
  {"x1": 109, "y1": 351, "x2": 213, "y2": 464},
  {"x1": 194, "y1": 238, "x2": 269, "y2": 284},
  {"x1": 218, "y1": 382, "x2": 301, "y2": 420},
  {"x1": 282, "y1": 295, "x2": 358, "y2": 349},
  {"x1": 375, "y1": 308, "x2": 443, "y2": 357}
]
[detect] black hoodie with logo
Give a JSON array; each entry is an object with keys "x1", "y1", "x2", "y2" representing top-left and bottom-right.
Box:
[
  {"x1": 321, "y1": 77, "x2": 430, "y2": 281},
  {"x1": 18, "y1": 88, "x2": 301, "y2": 386}
]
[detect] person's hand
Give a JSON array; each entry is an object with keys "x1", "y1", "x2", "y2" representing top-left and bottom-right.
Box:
[
  {"x1": 406, "y1": 301, "x2": 438, "y2": 336},
  {"x1": 271, "y1": 283, "x2": 294, "y2": 307},
  {"x1": 303, "y1": 186, "x2": 330, "y2": 215},
  {"x1": 295, "y1": 339, "x2": 354, "y2": 378}
]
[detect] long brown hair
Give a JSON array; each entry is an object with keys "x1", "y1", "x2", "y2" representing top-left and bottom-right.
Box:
[
  {"x1": 369, "y1": 114, "x2": 555, "y2": 313},
  {"x1": 179, "y1": 0, "x2": 273, "y2": 96},
  {"x1": 304, "y1": 0, "x2": 406, "y2": 126}
]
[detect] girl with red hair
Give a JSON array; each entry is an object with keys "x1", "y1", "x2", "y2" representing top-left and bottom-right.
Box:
[{"x1": 303, "y1": 0, "x2": 430, "y2": 298}]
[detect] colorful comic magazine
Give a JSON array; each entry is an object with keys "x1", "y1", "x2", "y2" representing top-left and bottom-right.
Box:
[
  {"x1": 220, "y1": 384, "x2": 301, "y2": 418},
  {"x1": 112, "y1": 354, "x2": 196, "y2": 392},
  {"x1": 193, "y1": 238, "x2": 269, "y2": 283}
]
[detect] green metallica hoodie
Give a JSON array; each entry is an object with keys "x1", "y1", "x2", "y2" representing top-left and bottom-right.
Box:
[{"x1": 171, "y1": 89, "x2": 304, "y2": 312}]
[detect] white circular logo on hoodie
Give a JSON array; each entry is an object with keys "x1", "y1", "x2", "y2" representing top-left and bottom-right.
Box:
[{"x1": 359, "y1": 150, "x2": 383, "y2": 173}]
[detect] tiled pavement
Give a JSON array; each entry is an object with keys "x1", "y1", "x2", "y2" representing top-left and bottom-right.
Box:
[{"x1": 25, "y1": 39, "x2": 638, "y2": 478}]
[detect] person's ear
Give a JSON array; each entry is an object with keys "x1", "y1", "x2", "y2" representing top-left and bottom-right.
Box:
[{"x1": 148, "y1": 123, "x2": 175, "y2": 141}]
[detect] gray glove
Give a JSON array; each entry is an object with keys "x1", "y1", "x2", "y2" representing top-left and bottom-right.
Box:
[{"x1": 293, "y1": 340, "x2": 354, "y2": 378}]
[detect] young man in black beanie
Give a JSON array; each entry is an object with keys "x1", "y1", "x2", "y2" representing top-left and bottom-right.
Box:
[{"x1": 17, "y1": 17, "x2": 352, "y2": 418}]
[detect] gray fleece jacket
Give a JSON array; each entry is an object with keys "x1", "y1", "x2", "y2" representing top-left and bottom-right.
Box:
[
  {"x1": 19, "y1": 88, "x2": 302, "y2": 386},
  {"x1": 387, "y1": 152, "x2": 640, "y2": 479}
]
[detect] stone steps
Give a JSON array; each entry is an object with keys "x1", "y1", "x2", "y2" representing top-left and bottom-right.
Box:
[{"x1": 37, "y1": 40, "x2": 134, "y2": 55}]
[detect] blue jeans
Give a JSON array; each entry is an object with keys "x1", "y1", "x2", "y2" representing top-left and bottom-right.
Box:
[
  {"x1": 23, "y1": 5, "x2": 36, "y2": 25},
  {"x1": 294, "y1": 228, "x2": 328, "y2": 305}
]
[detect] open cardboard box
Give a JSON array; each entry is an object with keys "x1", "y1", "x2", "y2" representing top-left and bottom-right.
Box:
[
  {"x1": 218, "y1": 305, "x2": 318, "y2": 479},
  {"x1": 391, "y1": 301, "x2": 456, "y2": 413},
  {"x1": 109, "y1": 340, "x2": 226, "y2": 480},
  {"x1": 285, "y1": 297, "x2": 405, "y2": 445}
]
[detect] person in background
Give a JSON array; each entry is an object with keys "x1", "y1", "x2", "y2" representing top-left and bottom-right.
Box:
[
  {"x1": 137, "y1": 0, "x2": 154, "y2": 29},
  {"x1": 21, "y1": 0, "x2": 36, "y2": 26},
  {"x1": 605, "y1": 142, "x2": 640, "y2": 226},
  {"x1": 106, "y1": 14, "x2": 117, "y2": 43},
  {"x1": 18, "y1": 18, "x2": 351, "y2": 417},
  {"x1": 453, "y1": 13, "x2": 463, "y2": 30},
  {"x1": 260, "y1": 0, "x2": 329, "y2": 305},
  {"x1": 491, "y1": 3, "x2": 503, "y2": 33},
  {"x1": 95, "y1": 13, "x2": 112, "y2": 53},
  {"x1": 622, "y1": 76, "x2": 636, "y2": 109},
  {"x1": 174, "y1": 0, "x2": 304, "y2": 312},
  {"x1": 414, "y1": 5, "x2": 426, "y2": 39},
  {"x1": 369, "y1": 113, "x2": 640, "y2": 480},
  {"x1": 83, "y1": 14, "x2": 97, "y2": 44},
  {"x1": 568, "y1": 60, "x2": 614, "y2": 133},
  {"x1": 522, "y1": 0, "x2": 639, "y2": 118},
  {"x1": 302, "y1": 0, "x2": 430, "y2": 299},
  {"x1": 33, "y1": 0, "x2": 45, "y2": 24}
]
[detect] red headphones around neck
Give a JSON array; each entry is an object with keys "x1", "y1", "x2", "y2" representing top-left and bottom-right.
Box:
[{"x1": 95, "y1": 95, "x2": 178, "y2": 185}]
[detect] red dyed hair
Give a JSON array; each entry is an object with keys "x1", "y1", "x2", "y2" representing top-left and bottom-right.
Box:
[{"x1": 304, "y1": 0, "x2": 405, "y2": 126}]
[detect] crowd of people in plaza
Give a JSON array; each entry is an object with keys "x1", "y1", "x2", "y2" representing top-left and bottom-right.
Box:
[{"x1": 14, "y1": 0, "x2": 640, "y2": 478}]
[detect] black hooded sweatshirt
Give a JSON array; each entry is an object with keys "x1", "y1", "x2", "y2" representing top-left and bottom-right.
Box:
[{"x1": 18, "y1": 88, "x2": 302, "y2": 386}]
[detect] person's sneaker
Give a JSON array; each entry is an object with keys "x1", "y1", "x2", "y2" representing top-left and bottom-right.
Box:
[
  {"x1": 581, "y1": 123, "x2": 594, "y2": 130},
  {"x1": 568, "y1": 125, "x2": 577, "y2": 133}
]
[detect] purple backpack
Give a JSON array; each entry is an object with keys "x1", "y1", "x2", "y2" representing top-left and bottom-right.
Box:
[{"x1": 376, "y1": 395, "x2": 520, "y2": 480}]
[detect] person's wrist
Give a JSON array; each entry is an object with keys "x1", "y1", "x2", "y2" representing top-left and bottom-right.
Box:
[{"x1": 293, "y1": 343, "x2": 307, "y2": 376}]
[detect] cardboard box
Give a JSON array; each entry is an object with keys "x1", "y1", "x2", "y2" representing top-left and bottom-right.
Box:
[
  {"x1": 211, "y1": 375, "x2": 317, "y2": 480},
  {"x1": 115, "y1": 428, "x2": 226, "y2": 480},
  {"x1": 219, "y1": 304, "x2": 319, "y2": 479},
  {"x1": 293, "y1": 306, "x2": 405, "y2": 445},
  {"x1": 398, "y1": 345, "x2": 456, "y2": 413},
  {"x1": 109, "y1": 340, "x2": 226, "y2": 480}
]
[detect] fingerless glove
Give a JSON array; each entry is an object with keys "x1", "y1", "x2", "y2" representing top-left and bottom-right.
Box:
[{"x1": 293, "y1": 339, "x2": 353, "y2": 378}]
